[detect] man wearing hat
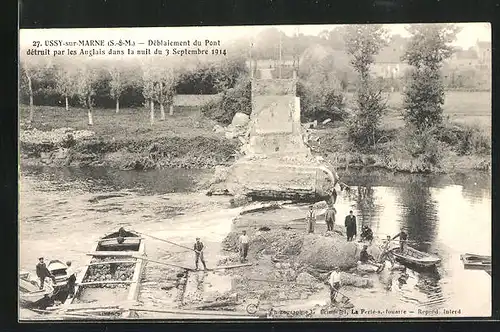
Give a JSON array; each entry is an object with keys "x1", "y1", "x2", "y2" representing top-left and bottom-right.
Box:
[
  {"x1": 194, "y1": 237, "x2": 207, "y2": 270},
  {"x1": 36, "y1": 257, "x2": 56, "y2": 290},
  {"x1": 344, "y1": 210, "x2": 357, "y2": 241}
]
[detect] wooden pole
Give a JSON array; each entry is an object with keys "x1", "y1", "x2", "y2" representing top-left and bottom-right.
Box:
[
  {"x1": 132, "y1": 255, "x2": 194, "y2": 271},
  {"x1": 208, "y1": 263, "x2": 253, "y2": 271},
  {"x1": 137, "y1": 232, "x2": 195, "y2": 252},
  {"x1": 78, "y1": 280, "x2": 135, "y2": 286},
  {"x1": 129, "y1": 306, "x2": 259, "y2": 318}
]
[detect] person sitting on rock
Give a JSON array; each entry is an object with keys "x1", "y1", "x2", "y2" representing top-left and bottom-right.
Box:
[
  {"x1": 359, "y1": 245, "x2": 377, "y2": 265},
  {"x1": 360, "y1": 225, "x2": 374, "y2": 244}
]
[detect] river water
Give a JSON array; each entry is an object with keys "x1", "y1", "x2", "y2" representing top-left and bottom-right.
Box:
[{"x1": 19, "y1": 166, "x2": 491, "y2": 318}]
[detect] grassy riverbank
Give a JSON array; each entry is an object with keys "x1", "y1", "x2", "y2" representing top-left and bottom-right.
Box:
[
  {"x1": 19, "y1": 94, "x2": 490, "y2": 173},
  {"x1": 19, "y1": 105, "x2": 238, "y2": 170}
]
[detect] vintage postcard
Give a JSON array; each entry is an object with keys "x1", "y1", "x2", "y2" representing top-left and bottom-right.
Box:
[{"x1": 18, "y1": 23, "x2": 491, "y2": 320}]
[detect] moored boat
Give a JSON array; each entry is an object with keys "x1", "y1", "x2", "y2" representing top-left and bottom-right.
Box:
[
  {"x1": 19, "y1": 270, "x2": 54, "y2": 309},
  {"x1": 390, "y1": 246, "x2": 441, "y2": 267},
  {"x1": 460, "y1": 253, "x2": 491, "y2": 272},
  {"x1": 48, "y1": 259, "x2": 70, "y2": 289},
  {"x1": 62, "y1": 228, "x2": 146, "y2": 319}
]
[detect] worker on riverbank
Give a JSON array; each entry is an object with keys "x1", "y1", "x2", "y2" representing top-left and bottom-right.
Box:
[
  {"x1": 239, "y1": 230, "x2": 250, "y2": 262},
  {"x1": 378, "y1": 235, "x2": 396, "y2": 267},
  {"x1": 307, "y1": 205, "x2": 316, "y2": 233},
  {"x1": 36, "y1": 257, "x2": 56, "y2": 290},
  {"x1": 360, "y1": 225, "x2": 374, "y2": 244},
  {"x1": 392, "y1": 230, "x2": 408, "y2": 251},
  {"x1": 328, "y1": 267, "x2": 342, "y2": 304},
  {"x1": 194, "y1": 237, "x2": 208, "y2": 270},
  {"x1": 344, "y1": 211, "x2": 357, "y2": 241},
  {"x1": 325, "y1": 206, "x2": 337, "y2": 232},
  {"x1": 66, "y1": 261, "x2": 77, "y2": 298}
]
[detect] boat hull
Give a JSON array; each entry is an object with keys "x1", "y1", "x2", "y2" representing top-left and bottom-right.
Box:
[
  {"x1": 390, "y1": 247, "x2": 441, "y2": 267},
  {"x1": 63, "y1": 229, "x2": 146, "y2": 319}
]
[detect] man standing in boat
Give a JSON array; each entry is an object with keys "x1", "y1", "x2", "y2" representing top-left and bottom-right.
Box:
[
  {"x1": 66, "y1": 261, "x2": 77, "y2": 298},
  {"x1": 306, "y1": 205, "x2": 316, "y2": 233},
  {"x1": 344, "y1": 210, "x2": 357, "y2": 241},
  {"x1": 36, "y1": 257, "x2": 56, "y2": 290},
  {"x1": 392, "y1": 230, "x2": 408, "y2": 251},
  {"x1": 194, "y1": 237, "x2": 208, "y2": 270}
]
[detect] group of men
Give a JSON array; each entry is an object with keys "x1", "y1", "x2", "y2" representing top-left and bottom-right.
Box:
[
  {"x1": 35, "y1": 257, "x2": 77, "y2": 298},
  {"x1": 307, "y1": 205, "x2": 375, "y2": 243}
]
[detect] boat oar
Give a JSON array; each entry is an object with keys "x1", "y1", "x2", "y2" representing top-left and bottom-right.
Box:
[{"x1": 136, "y1": 232, "x2": 196, "y2": 252}]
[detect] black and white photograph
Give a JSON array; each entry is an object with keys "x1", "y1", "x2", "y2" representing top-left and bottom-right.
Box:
[{"x1": 18, "y1": 23, "x2": 491, "y2": 320}]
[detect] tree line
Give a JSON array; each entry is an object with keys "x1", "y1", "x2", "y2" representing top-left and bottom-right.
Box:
[{"x1": 19, "y1": 55, "x2": 248, "y2": 125}]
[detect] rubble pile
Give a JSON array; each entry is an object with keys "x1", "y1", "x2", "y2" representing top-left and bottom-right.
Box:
[
  {"x1": 83, "y1": 257, "x2": 135, "y2": 288},
  {"x1": 20, "y1": 127, "x2": 95, "y2": 145},
  {"x1": 298, "y1": 234, "x2": 359, "y2": 270},
  {"x1": 222, "y1": 229, "x2": 304, "y2": 258}
]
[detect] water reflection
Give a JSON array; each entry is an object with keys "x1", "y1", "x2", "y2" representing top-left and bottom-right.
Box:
[
  {"x1": 339, "y1": 169, "x2": 490, "y2": 314},
  {"x1": 21, "y1": 166, "x2": 210, "y2": 194}
]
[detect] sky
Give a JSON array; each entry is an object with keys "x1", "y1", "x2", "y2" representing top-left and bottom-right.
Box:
[{"x1": 19, "y1": 23, "x2": 490, "y2": 57}]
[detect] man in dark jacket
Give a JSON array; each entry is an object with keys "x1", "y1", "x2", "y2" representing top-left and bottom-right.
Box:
[
  {"x1": 194, "y1": 238, "x2": 208, "y2": 270},
  {"x1": 344, "y1": 211, "x2": 357, "y2": 241},
  {"x1": 392, "y1": 230, "x2": 408, "y2": 251},
  {"x1": 325, "y1": 206, "x2": 337, "y2": 232},
  {"x1": 36, "y1": 257, "x2": 56, "y2": 290}
]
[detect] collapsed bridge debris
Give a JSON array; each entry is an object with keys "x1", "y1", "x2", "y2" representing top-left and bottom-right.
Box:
[{"x1": 209, "y1": 77, "x2": 341, "y2": 203}]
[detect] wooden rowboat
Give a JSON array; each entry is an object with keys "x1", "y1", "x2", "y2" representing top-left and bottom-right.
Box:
[
  {"x1": 19, "y1": 271, "x2": 54, "y2": 308},
  {"x1": 48, "y1": 259, "x2": 70, "y2": 290},
  {"x1": 390, "y1": 246, "x2": 441, "y2": 267},
  {"x1": 63, "y1": 228, "x2": 146, "y2": 319},
  {"x1": 460, "y1": 253, "x2": 491, "y2": 272}
]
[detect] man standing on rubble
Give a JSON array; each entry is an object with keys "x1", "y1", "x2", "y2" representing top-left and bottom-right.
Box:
[
  {"x1": 325, "y1": 205, "x2": 337, "y2": 232},
  {"x1": 194, "y1": 237, "x2": 208, "y2": 270},
  {"x1": 344, "y1": 210, "x2": 357, "y2": 241},
  {"x1": 239, "y1": 230, "x2": 250, "y2": 262},
  {"x1": 307, "y1": 205, "x2": 316, "y2": 233}
]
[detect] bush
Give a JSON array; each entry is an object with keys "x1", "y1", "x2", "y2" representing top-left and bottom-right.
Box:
[
  {"x1": 201, "y1": 76, "x2": 251, "y2": 124},
  {"x1": 436, "y1": 122, "x2": 491, "y2": 156},
  {"x1": 297, "y1": 80, "x2": 346, "y2": 123},
  {"x1": 346, "y1": 78, "x2": 387, "y2": 148}
]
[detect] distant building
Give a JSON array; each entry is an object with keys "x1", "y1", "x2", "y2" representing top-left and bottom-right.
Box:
[
  {"x1": 446, "y1": 47, "x2": 479, "y2": 69},
  {"x1": 372, "y1": 35, "x2": 410, "y2": 79},
  {"x1": 475, "y1": 40, "x2": 491, "y2": 65}
]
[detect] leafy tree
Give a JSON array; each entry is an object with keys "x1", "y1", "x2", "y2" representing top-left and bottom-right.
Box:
[
  {"x1": 20, "y1": 59, "x2": 46, "y2": 123},
  {"x1": 75, "y1": 62, "x2": 99, "y2": 126},
  {"x1": 401, "y1": 24, "x2": 460, "y2": 130},
  {"x1": 53, "y1": 59, "x2": 78, "y2": 111},
  {"x1": 344, "y1": 24, "x2": 389, "y2": 147},
  {"x1": 155, "y1": 65, "x2": 178, "y2": 120},
  {"x1": 108, "y1": 64, "x2": 128, "y2": 114}
]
